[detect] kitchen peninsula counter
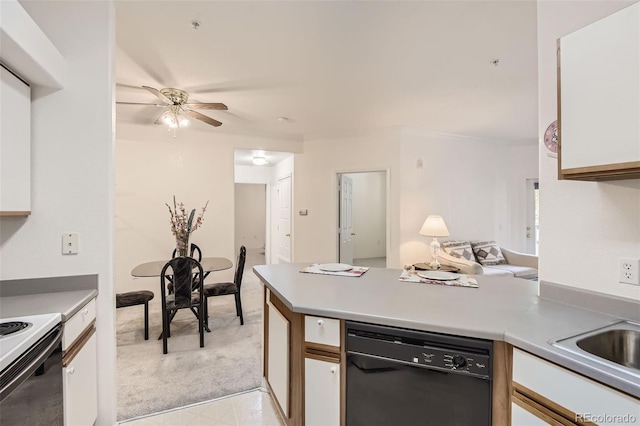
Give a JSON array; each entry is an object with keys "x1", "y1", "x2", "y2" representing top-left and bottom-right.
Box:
[{"x1": 254, "y1": 263, "x2": 639, "y2": 398}]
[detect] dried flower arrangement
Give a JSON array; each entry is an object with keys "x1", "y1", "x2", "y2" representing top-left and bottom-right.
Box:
[{"x1": 166, "y1": 196, "x2": 209, "y2": 254}]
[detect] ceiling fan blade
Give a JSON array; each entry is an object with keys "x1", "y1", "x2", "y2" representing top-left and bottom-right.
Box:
[
  {"x1": 183, "y1": 109, "x2": 222, "y2": 127},
  {"x1": 142, "y1": 86, "x2": 172, "y2": 104},
  {"x1": 184, "y1": 103, "x2": 228, "y2": 111},
  {"x1": 116, "y1": 102, "x2": 166, "y2": 107}
]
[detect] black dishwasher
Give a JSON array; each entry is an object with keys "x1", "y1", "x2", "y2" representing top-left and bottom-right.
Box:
[{"x1": 346, "y1": 321, "x2": 493, "y2": 426}]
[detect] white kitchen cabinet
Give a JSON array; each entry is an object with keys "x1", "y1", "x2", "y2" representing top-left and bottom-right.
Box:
[
  {"x1": 558, "y1": 2, "x2": 640, "y2": 180},
  {"x1": 62, "y1": 297, "x2": 97, "y2": 426},
  {"x1": 512, "y1": 348, "x2": 640, "y2": 425},
  {"x1": 305, "y1": 357, "x2": 340, "y2": 426},
  {"x1": 63, "y1": 332, "x2": 97, "y2": 426},
  {"x1": 511, "y1": 402, "x2": 551, "y2": 426},
  {"x1": 305, "y1": 315, "x2": 340, "y2": 347},
  {"x1": 268, "y1": 301, "x2": 290, "y2": 417},
  {"x1": 0, "y1": 65, "x2": 31, "y2": 216}
]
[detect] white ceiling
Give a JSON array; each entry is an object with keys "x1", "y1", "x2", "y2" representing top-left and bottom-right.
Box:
[
  {"x1": 234, "y1": 149, "x2": 292, "y2": 167},
  {"x1": 115, "y1": 1, "x2": 539, "y2": 144}
]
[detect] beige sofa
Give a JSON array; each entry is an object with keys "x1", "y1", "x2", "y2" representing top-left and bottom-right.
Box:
[{"x1": 437, "y1": 244, "x2": 538, "y2": 280}]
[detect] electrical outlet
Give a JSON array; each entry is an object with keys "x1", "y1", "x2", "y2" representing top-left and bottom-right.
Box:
[{"x1": 619, "y1": 258, "x2": 640, "y2": 285}]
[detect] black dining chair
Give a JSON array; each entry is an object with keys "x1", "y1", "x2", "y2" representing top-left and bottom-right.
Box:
[
  {"x1": 162, "y1": 242, "x2": 210, "y2": 336},
  {"x1": 159, "y1": 256, "x2": 205, "y2": 354},
  {"x1": 167, "y1": 243, "x2": 203, "y2": 293},
  {"x1": 202, "y1": 246, "x2": 246, "y2": 326}
]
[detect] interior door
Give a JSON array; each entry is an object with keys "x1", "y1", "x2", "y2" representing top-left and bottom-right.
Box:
[
  {"x1": 339, "y1": 174, "x2": 354, "y2": 264},
  {"x1": 277, "y1": 175, "x2": 291, "y2": 263}
]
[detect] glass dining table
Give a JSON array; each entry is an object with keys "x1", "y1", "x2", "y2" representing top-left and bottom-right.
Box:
[{"x1": 131, "y1": 257, "x2": 232, "y2": 278}]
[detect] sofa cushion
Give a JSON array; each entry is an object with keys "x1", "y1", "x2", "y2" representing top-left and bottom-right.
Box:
[
  {"x1": 484, "y1": 264, "x2": 538, "y2": 280},
  {"x1": 480, "y1": 267, "x2": 514, "y2": 277},
  {"x1": 471, "y1": 241, "x2": 506, "y2": 265},
  {"x1": 441, "y1": 241, "x2": 476, "y2": 262}
]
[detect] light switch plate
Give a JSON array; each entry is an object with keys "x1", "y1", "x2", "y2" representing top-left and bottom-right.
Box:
[{"x1": 62, "y1": 233, "x2": 78, "y2": 255}]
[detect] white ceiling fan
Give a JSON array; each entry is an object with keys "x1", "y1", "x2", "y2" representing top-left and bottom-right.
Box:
[{"x1": 116, "y1": 85, "x2": 228, "y2": 129}]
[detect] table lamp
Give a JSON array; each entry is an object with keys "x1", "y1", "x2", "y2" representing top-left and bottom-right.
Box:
[{"x1": 419, "y1": 215, "x2": 450, "y2": 269}]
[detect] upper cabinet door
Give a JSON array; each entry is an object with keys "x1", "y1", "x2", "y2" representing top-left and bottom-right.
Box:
[
  {"x1": 0, "y1": 66, "x2": 31, "y2": 216},
  {"x1": 558, "y1": 3, "x2": 640, "y2": 180}
]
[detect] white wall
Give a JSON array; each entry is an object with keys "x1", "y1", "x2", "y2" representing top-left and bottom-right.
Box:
[
  {"x1": 235, "y1": 183, "x2": 266, "y2": 250},
  {"x1": 348, "y1": 172, "x2": 387, "y2": 259},
  {"x1": 115, "y1": 123, "x2": 301, "y2": 298},
  {"x1": 293, "y1": 127, "x2": 538, "y2": 268},
  {"x1": 293, "y1": 128, "x2": 401, "y2": 266},
  {"x1": 0, "y1": 2, "x2": 116, "y2": 424},
  {"x1": 398, "y1": 129, "x2": 538, "y2": 266},
  {"x1": 537, "y1": 0, "x2": 640, "y2": 300}
]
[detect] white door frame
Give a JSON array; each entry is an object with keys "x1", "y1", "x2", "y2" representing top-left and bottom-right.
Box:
[
  {"x1": 277, "y1": 174, "x2": 292, "y2": 263},
  {"x1": 335, "y1": 169, "x2": 390, "y2": 265},
  {"x1": 525, "y1": 178, "x2": 539, "y2": 255}
]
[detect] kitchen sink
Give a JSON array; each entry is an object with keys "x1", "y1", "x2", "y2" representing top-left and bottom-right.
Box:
[{"x1": 551, "y1": 321, "x2": 640, "y2": 379}]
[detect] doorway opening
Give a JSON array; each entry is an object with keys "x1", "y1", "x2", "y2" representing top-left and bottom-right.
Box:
[
  {"x1": 235, "y1": 183, "x2": 267, "y2": 257},
  {"x1": 337, "y1": 171, "x2": 388, "y2": 267}
]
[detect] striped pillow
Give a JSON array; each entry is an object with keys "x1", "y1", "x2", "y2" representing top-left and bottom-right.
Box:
[
  {"x1": 441, "y1": 241, "x2": 476, "y2": 262},
  {"x1": 470, "y1": 241, "x2": 506, "y2": 265}
]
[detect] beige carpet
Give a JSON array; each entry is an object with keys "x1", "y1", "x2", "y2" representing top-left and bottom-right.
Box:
[{"x1": 116, "y1": 250, "x2": 264, "y2": 421}]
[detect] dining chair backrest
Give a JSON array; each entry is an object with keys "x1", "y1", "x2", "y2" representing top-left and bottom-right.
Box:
[
  {"x1": 159, "y1": 256, "x2": 205, "y2": 354},
  {"x1": 161, "y1": 256, "x2": 204, "y2": 308},
  {"x1": 171, "y1": 243, "x2": 202, "y2": 262},
  {"x1": 234, "y1": 246, "x2": 247, "y2": 289}
]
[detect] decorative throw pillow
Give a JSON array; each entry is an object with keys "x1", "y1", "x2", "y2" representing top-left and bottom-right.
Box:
[
  {"x1": 470, "y1": 241, "x2": 506, "y2": 265},
  {"x1": 441, "y1": 241, "x2": 476, "y2": 262}
]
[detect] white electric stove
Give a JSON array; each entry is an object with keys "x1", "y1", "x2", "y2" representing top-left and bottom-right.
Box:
[{"x1": 0, "y1": 313, "x2": 61, "y2": 372}]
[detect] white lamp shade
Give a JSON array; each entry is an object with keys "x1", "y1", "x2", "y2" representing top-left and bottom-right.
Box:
[{"x1": 419, "y1": 215, "x2": 450, "y2": 237}]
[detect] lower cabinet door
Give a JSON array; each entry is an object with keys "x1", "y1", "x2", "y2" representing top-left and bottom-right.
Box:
[
  {"x1": 512, "y1": 401, "x2": 553, "y2": 426},
  {"x1": 305, "y1": 357, "x2": 340, "y2": 426},
  {"x1": 268, "y1": 303, "x2": 290, "y2": 417},
  {"x1": 63, "y1": 333, "x2": 97, "y2": 426}
]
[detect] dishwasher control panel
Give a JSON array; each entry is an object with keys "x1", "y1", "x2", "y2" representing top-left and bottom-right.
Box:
[
  {"x1": 346, "y1": 321, "x2": 493, "y2": 380},
  {"x1": 410, "y1": 346, "x2": 490, "y2": 377}
]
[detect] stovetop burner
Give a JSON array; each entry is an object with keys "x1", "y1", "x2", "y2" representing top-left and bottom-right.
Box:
[{"x1": 0, "y1": 321, "x2": 32, "y2": 337}]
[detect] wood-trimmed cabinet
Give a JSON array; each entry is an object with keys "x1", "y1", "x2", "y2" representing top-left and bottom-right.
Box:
[
  {"x1": 0, "y1": 65, "x2": 31, "y2": 216},
  {"x1": 263, "y1": 288, "x2": 344, "y2": 426},
  {"x1": 557, "y1": 2, "x2": 640, "y2": 181},
  {"x1": 511, "y1": 348, "x2": 639, "y2": 425},
  {"x1": 62, "y1": 297, "x2": 97, "y2": 426}
]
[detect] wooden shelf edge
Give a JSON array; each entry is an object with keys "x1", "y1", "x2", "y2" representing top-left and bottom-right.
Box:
[
  {"x1": 559, "y1": 161, "x2": 640, "y2": 181},
  {"x1": 0, "y1": 211, "x2": 31, "y2": 217}
]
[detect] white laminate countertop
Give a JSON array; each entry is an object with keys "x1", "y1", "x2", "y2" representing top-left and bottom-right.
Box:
[
  {"x1": 253, "y1": 263, "x2": 640, "y2": 398},
  {"x1": 0, "y1": 289, "x2": 97, "y2": 321}
]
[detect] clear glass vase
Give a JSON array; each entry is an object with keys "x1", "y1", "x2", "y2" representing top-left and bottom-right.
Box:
[{"x1": 175, "y1": 233, "x2": 190, "y2": 257}]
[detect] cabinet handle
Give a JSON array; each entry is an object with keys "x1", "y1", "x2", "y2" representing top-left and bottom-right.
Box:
[
  {"x1": 330, "y1": 367, "x2": 337, "y2": 374},
  {"x1": 317, "y1": 319, "x2": 324, "y2": 326},
  {"x1": 67, "y1": 367, "x2": 75, "y2": 375},
  {"x1": 83, "y1": 308, "x2": 89, "y2": 315}
]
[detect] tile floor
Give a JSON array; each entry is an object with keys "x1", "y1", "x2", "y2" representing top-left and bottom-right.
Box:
[{"x1": 120, "y1": 388, "x2": 284, "y2": 426}]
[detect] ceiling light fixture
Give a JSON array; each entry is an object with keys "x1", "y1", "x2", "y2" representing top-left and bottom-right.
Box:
[
  {"x1": 161, "y1": 105, "x2": 189, "y2": 137},
  {"x1": 252, "y1": 156, "x2": 269, "y2": 166}
]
